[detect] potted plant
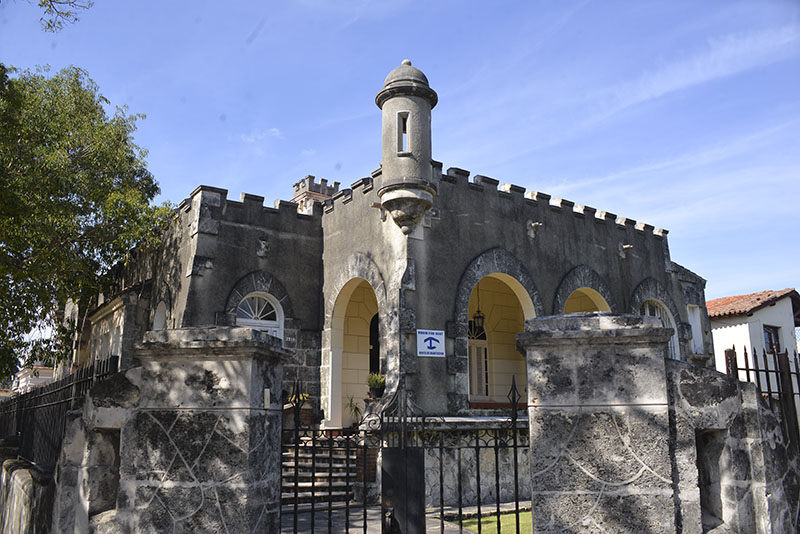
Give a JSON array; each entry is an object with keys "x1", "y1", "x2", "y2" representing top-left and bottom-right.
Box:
[
  {"x1": 367, "y1": 372, "x2": 386, "y2": 399},
  {"x1": 345, "y1": 395, "x2": 362, "y2": 425}
]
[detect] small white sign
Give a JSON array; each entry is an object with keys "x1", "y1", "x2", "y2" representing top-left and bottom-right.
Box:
[{"x1": 417, "y1": 329, "x2": 445, "y2": 357}]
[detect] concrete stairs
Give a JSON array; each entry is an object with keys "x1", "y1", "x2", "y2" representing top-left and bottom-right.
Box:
[{"x1": 281, "y1": 433, "x2": 360, "y2": 510}]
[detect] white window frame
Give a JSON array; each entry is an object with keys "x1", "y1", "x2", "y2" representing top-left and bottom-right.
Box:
[
  {"x1": 468, "y1": 339, "x2": 490, "y2": 400},
  {"x1": 236, "y1": 292, "x2": 284, "y2": 340},
  {"x1": 687, "y1": 304, "x2": 703, "y2": 354}
]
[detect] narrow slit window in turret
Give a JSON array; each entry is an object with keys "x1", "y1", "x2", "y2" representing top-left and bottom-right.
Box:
[{"x1": 397, "y1": 111, "x2": 409, "y2": 153}]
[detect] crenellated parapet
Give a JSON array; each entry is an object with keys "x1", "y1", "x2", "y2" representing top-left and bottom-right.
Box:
[
  {"x1": 322, "y1": 177, "x2": 375, "y2": 214},
  {"x1": 303, "y1": 162, "x2": 671, "y2": 246},
  {"x1": 167, "y1": 185, "x2": 326, "y2": 330},
  {"x1": 437, "y1": 166, "x2": 669, "y2": 241},
  {"x1": 291, "y1": 175, "x2": 341, "y2": 215},
  {"x1": 184, "y1": 185, "x2": 323, "y2": 238},
  {"x1": 292, "y1": 175, "x2": 341, "y2": 196}
]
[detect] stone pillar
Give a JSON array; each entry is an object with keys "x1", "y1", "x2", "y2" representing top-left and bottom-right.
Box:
[
  {"x1": 517, "y1": 314, "x2": 676, "y2": 533},
  {"x1": 117, "y1": 327, "x2": 288, "y2": 533}
]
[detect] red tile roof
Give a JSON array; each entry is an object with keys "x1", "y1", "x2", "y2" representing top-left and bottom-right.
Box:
[{"x1": 707, "y1": 288, "x2": 798, "y2": 319}]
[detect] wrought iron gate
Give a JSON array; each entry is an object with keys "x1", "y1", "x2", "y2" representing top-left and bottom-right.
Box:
[
  {"x1": 282, "y1": 377, "x2": 529, "y2": 533},
  {"x1": 725, "y1": 346, "x2": 800, "y2": 452}
]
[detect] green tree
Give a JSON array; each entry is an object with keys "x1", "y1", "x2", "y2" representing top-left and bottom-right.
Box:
[
  {"x1": 37, "y1": 0, "x2": 93, "y2": 32},
  {"x1": 0, "y1": 64, "x2": 170, "y2": 378}
]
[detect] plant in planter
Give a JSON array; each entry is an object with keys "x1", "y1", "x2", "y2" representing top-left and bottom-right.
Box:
[
  {"x1": 367, "y1": 372, "x2": 386, "y2": 399},
  {"x1": 346, "y1": 395, "x2": 363, "y2": 424}
]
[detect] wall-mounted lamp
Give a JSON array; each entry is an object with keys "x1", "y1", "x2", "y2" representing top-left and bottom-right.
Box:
[{"x1": 472, "y1": 282, "x2": 485, "y2": 331}]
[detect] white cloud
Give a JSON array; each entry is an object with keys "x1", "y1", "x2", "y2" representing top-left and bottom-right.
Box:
[
  {"x1": 446, "y1": 26, "x2": 800, "y2": 172},
  {"x1": 553, "y1": 119, "x2": 800, "y2": 194},
  {"x1": 240, "y1": 128, "x2": 283, "y2": 143},
  {"x1": 598, "y1": 25, "x2": 800, "y2": 121}
]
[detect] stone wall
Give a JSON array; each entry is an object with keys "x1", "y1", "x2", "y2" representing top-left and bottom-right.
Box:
[
  {"x1": 518, "y1": 313, "x2": 800, "y2": 534},
  {"x1": 149, "y1": 186, "x2": 324, "y2": 412},
  {"x1": 0, "y1": 458, "x2": 55, "y2": 534},
  {"x1": 422, "y1": 423, "x2": 530, "y2": 508},
  {"x1": 48, "y1": 327, "x2": 288, "y2": 534},
  {"x1": 518, "y1": 314, "x2": 676, "y2": 533},
  {"x1": 405, "y1": 165, "x2": 710, "y2": 415},
  {"x1": 666, "y1": 359, "x2": 800, "y2": 534}
]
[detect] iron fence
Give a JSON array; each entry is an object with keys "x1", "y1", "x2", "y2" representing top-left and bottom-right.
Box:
[
  {"x1": 725, "y1": 346, "x2": 800, "y2": 452},
  {"x1": 0, "y1": 356, "x2": 119, "y2": 472},
  {"x1": 282, "y1": 377, "x2": 529, "y2": 533}
]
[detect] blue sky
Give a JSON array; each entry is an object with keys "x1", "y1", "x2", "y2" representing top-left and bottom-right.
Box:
[{"x1": 1, "y1": 0, "x2": 798, "y2": 300}]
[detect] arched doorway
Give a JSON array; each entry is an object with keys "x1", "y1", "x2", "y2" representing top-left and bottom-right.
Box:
[
  {"x1": 467, "y1": 274, "x2": 533, "y2": 406},
  {"x1": 563, "y1": 287, "x2": 611, "y2": 313},
  {"x1": 326, "y1": 278, "x2": 380, "y2": 428}
]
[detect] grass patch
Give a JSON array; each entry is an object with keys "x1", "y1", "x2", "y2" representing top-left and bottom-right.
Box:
[{"x1": 453, "y1": 510, "x2": 532, "y2": 533}]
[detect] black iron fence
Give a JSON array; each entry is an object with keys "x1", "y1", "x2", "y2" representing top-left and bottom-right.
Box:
[
  {"x1": 282, "y1": 377, "x2": 529, "y2": 533},
  {"x1": 0, "y1": 356, "x2": 119, "y2": 472},
  {"x1": 725, "y1": 346, "x2": 800, "y2": 452}
]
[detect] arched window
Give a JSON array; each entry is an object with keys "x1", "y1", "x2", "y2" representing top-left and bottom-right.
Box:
[
  {"x1": 564, "y1": 287, "x2": 611, "y2": 313},
  {"x1": 236, "y1": 292, "x2": 284, "y2": 339},
  {"x1": 641, "y1": 299, "x2": 678, "y2": 359}
]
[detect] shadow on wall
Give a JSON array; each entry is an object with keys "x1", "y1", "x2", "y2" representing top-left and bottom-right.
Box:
[{"x1": 529, "y1": 409, "x2": 673, "y2": 533}]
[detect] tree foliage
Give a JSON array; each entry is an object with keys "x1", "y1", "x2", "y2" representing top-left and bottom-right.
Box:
[
  {"x1": 37, "y1": 0, "x2": 93, "y2": 32},
  {"x1": 0, "y1": 64, "x2": 170, "y2": 378}
]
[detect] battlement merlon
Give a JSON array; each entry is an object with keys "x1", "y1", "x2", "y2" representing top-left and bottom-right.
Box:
[
  {"x1": 436, "y1": 166, "x2": 669, "y2": 241},
  {"x1": 314, "y1": 162, "x2": 671, "y2": 243},
  {"x1": 292, "y1": 175, "x2": 341, "y2": 198}
]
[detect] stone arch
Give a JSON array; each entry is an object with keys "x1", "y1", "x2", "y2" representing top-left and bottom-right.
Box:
[
  {"x1": 552, "y1": 265, "x2": 617, "y2": 315},
  {"x1": 322, "y1": 253, "x2": 392, "y2": 428},
  {"x1": 629, "y1": 278, "x2": 681, "y2": 326},
  {"x1": 224, "y1": 270, "x2": 294, "y2": 320},
  {"x1": 450, "y1": 248, "x2": 543, "y2": 413},
  {"x1": 453, "y1": 248, "x2": 544, "y2": 324},
  {"x1": 323, "y1": 253, "x2": 389, "y2": 330},
  {"x1": 630, "y1": 277, "x2": 686, "y2": 358}
]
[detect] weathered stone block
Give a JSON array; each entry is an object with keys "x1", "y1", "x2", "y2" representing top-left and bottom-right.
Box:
[
  {"x1": 519, "y1": 315, "x2": 676, "y2": 533},
  {"x1": 109, "y1": 327, "x2": 288, "y2": 533}
]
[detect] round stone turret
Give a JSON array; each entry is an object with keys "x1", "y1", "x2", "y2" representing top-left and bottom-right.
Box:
[
  {"x1": 375, "y1": 60, "x2": 438, "y2": 234},
  {"x1": 375, "y1": 59, "x2": 438, "y2": 109}
]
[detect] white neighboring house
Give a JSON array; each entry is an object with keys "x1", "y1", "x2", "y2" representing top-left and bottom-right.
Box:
[
  {"x1": 708, "y1": 288, "x2": 800, "y2": 441},
  {"x1": 708, "y1": 288, "x2": 800, "y2": 372},
  {"x1": 11, "y1": 365, "x2": 55, "y2": 395}
]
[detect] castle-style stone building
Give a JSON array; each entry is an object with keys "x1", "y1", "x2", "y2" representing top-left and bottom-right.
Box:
[
  {"x1": 76, "y1": 60, "x2": 711, "y2": 427},
  {"x1": 58, "y1": 61, "x2": 798, "y2": 533}
]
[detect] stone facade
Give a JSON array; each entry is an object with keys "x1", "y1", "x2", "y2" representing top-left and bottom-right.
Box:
[
  {"x1": 110, "y1": 59, "x2": 714, "y2": 427},
  {"x1": 39, "y1": 61, "x2": 798, "y2": 533},
  {"x1": 49, "y1": 327, "x2": 288, "y2": 533},
  {"x1": 518, "y1": 314, "x2": 800, "y2": 534}
]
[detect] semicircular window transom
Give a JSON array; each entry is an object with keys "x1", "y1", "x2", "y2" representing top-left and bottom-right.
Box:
[
  {"x1": 237, "y1": 295, "x2": 277, "y2": 321},
  {"x1": 236, "y1": 292, "x2": 283, "y2": 339}
]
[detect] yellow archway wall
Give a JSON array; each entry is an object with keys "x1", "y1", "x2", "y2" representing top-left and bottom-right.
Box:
[
  {"x1": 563, "y1": 287, "x2": 611, "y2": 313},
  {"x1": 340, "y1": 279, "x2": 378, "y2": 427},
  {"x1": 468, "y1": 275, "x2": 531, "y2": 403}
]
